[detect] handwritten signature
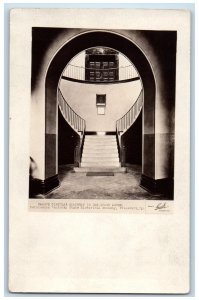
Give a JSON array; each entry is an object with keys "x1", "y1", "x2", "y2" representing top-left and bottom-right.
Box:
[{"x1": 155, "y1": 202, "x2": 168, "y2": 210}]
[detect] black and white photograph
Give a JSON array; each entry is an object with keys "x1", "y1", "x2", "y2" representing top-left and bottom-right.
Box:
[{"x1": 29, "y1": 27, "x2": 176, "y2": 201}]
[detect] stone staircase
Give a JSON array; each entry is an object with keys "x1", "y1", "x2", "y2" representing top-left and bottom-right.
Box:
[{"x1": 74, "y1": 135, "x2": 126, "y2": 173}]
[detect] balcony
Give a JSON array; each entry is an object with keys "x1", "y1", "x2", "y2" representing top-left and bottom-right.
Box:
[{"x1": 62, "y1": 64, "x2": 140, "y2": 84}]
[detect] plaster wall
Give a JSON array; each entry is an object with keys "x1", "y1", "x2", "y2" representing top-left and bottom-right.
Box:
[{"x1": 59, "y1": 79, "x2": 142, "y2": 132}]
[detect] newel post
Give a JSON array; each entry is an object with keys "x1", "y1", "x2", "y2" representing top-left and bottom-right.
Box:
[
  {"x1": 120, "y1": 137, "x2": 126, "y2": 167},
  {"x1": 74, "y1": 139, "x2": 81, "y2": 167}
]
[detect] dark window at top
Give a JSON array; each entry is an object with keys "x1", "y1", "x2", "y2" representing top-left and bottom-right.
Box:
[{"x1": 85, "y1": 47, "x2": 119, "y2": 82}]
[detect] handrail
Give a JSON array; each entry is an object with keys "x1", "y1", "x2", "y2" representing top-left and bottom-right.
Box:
[
  {"x1": 116, "y1": 89, "x2": 143, "y2": 134},
  {"x1": 62, "y1": 64, "x2": 139, "y2": 82},
  {"x1": 58, "y1": 88, "x2": 86, "y2": 166},
  {"x1": 116, "y1": 89, "x2": 143, "y2": 166}
]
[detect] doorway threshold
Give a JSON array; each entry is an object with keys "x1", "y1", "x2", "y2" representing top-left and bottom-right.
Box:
[{"x1": 86, "y1": 172, "x2": 114, "y2": 176}]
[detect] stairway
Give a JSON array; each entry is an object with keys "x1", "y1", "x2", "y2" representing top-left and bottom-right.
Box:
[{"x1": 74, "y1": 135, "x2": 126, "y2": 173}]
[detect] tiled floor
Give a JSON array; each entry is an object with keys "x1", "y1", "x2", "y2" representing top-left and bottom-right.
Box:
[{"x1": 43, "y1": 165, "x2": 170, "y2": 200}]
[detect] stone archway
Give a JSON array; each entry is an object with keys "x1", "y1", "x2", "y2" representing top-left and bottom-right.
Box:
[{"x1": 45, "y1": 30, "x2": 156, "y2": 192}]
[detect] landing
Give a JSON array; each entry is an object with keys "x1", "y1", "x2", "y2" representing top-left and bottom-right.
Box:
[{"x1": 44, "y1": 165, "x2": 169, "y2": 200}]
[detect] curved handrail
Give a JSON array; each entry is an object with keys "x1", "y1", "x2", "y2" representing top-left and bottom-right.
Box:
[
  {"x1": 58, "y1": 88, "x2": 86, "y2": 134},
  {"x1": 116, "y1": 89, "x2": 143, "y2": 165},
  {"x1": 62, "y1": 64, "x2": 139, "y2": 82},
  {"x1": 58, "y1": 88, "x2": 86, "y2": 166},
  {"x1": 116, "y1": 89, "x2": 143, "y2": 134}
]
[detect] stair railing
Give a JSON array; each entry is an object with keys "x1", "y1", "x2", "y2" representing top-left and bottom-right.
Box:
[
  {"x1": 116, "y1": 89, "x2": 143, "y2": 166},
  {"x1": 58, "y1": 88, "x2": 86, "y2": 166}
]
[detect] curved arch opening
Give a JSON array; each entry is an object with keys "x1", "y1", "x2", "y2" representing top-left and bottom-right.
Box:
[{"x1": 58, "y1": 46, "x2": 143, "y2": 134}]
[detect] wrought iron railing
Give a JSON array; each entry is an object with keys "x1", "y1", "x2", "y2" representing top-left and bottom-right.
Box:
[
  {"x1": 62, "y1": 64, "x2": 139, "y2": 82},
  {"x1": 116, "y1": 89, "x2": 143, "y2": 166},
  {"x1": 58, "y1": 88, "x2": 86, "y2": 166}
]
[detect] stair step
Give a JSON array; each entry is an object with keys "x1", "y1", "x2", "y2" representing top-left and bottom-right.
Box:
[
  {"x1": 83, "y1": 150, "x2": 118, "y2": 153},
  {"x1": 84, "y1": 148, "x2": 117, "y2": 151},
  {"x1": 83, "y1": 153, "x2": 118, "y2": 157},
  {"x1": 84, "y1": 137, "x2": 117, "y2": 144},
  {"x1": 81, "y1": 162, "x2": 120, "y2": 167},
  {"x1": 84, "y1": 141, "x2": 116, "y2": 144},
  {"x1": 85, "y1": 135, "x2": 116, "y2": 141},
  {"x1": 84, "y1": 145, "x2": 117, "y2": 150},
  {"x1": 83, "y1": 150, "x2": 117, "y2": 154},
  {"x1": 83, "y1": 148, "x2": 118, "y2": 153},
  {"x1": 82, "y1": 155, "x2": 119, "y2": 159},
  {"x1": 85, "y1": 140, "x2": 116, "y2": 143},
  {"x1": 74, "y1": 167, "x2": 126, "y2": 173},
  {"x1": 82, "y1": 157, "x2": 119, "y2": 163},
  {"x1": 84, "y1": 144, "x2": 117, "y2": 147},
  {"x1": 82, "y1": 153, "x2": 119, "y2": 158},
  {"x1": 82, "y1": 158, "x2": 119, "y2": 162},
  {"x1": 85, "y1": 135, "x2": 116, "y2": 138},
  {"x1": 84, "y1": 145, "x2": 117, "y2": 149}
]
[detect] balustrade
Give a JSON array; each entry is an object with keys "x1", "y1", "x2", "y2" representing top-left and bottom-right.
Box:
[
  {"x1": 58, "y1": 89, "x2": 86, "y2": 166},
  {"x1": 116, "y1": 90, "x2": 143, "y2": 166},
  {"x1": 62, "y1": 64, "x2": 139, "y2": 82}
]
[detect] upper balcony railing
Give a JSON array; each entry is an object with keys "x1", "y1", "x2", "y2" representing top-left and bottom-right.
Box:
[{"x1": 62, "y1": 64, "x2": 140, "y2": 83}]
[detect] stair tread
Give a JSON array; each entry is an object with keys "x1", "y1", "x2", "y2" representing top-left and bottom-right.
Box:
[
  {"x1": 82, "y1": 159, "x2": 119, "y2": 162},
  {"x1": 83, "y1": 146, "x2": 117, "y2": 149},
  {"x1": 83, "y1": 149, "x2": 118, "y2": 151},
  {"x1": 82, "y1": 162, "x2": 119, "y2": 164},
  {"x1": 84, "y1": 144, "x2": 117, "y2": 146},
  {"x1": 82, "y1": 157, "x2": 119, "y2": 160},
  {"x1": 85, "y1": 137, "x2": 116, "y2": 139},
  {"x1": 82, "y1": 154, "x2": 119, "y2": 156},
  {"x1": 85, "y1": 140, "x2": 116, "y2": 142},
  {"x1": 82, "y1": 155, "x2": 119, "y2": 158},
  {"x1": 84, "y1": 139, "x2": 116, "y2": 140},
  {"x1": 85, "y1": 141, "x2": 116, "y2": 143},
  {"x1": 74, "y1": 167, "x2": 126, "y2": 173},
  {"x1": 84, "y1": 146, "x2": 117, "y2": 148},
  {"x1": 83, "y1": 154, "x2": 118, "y2": 156},
  {"x1": 81, "y1": 162, "x2": 120, "y2": 164},
  {"x1": 85, "y1": 135, "x2": 116, "y2": 137},
  {"x1": 84, "y1": 140, "x2": 117, "y2": 142},
  {"x1": 85, "y1": 144, "x2": 116, "y2": 146},
  {"x1": 83, "y1": 152, "x2": 118, "y2": 155},
  {"x1": 81, "y1": 164, "x2": 120, "y2": 167}
]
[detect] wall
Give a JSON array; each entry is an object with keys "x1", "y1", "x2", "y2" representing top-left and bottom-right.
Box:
[
  {"x1": 31, "y1": 28, "x2": 85, "y2": 179},
  {"x1": 58, "y1": 108, "x2": 80, "y2": 165},
  {"x1": 117, "y1": 30, "x2": 176, "y2": 180},
  {"x1": 122, "y1": 111, "x2": 142, "y2": 165},
  {"x1": 59, "y1": 79, "x2": 142, "y2": 132}
]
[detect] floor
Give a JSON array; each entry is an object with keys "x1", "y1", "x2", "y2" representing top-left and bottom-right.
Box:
[{"x1": 43, "y1": 165, "x2": 170, "y2": 200}]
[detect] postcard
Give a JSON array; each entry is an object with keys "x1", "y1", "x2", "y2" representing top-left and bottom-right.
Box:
[{"x1": 9, "y1": 8, "x2": 190, "y2": 293}]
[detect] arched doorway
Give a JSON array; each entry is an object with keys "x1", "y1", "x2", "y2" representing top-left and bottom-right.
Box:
[{"x1": 45, "y1": 31, "x2": 156, "y2": 191}]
